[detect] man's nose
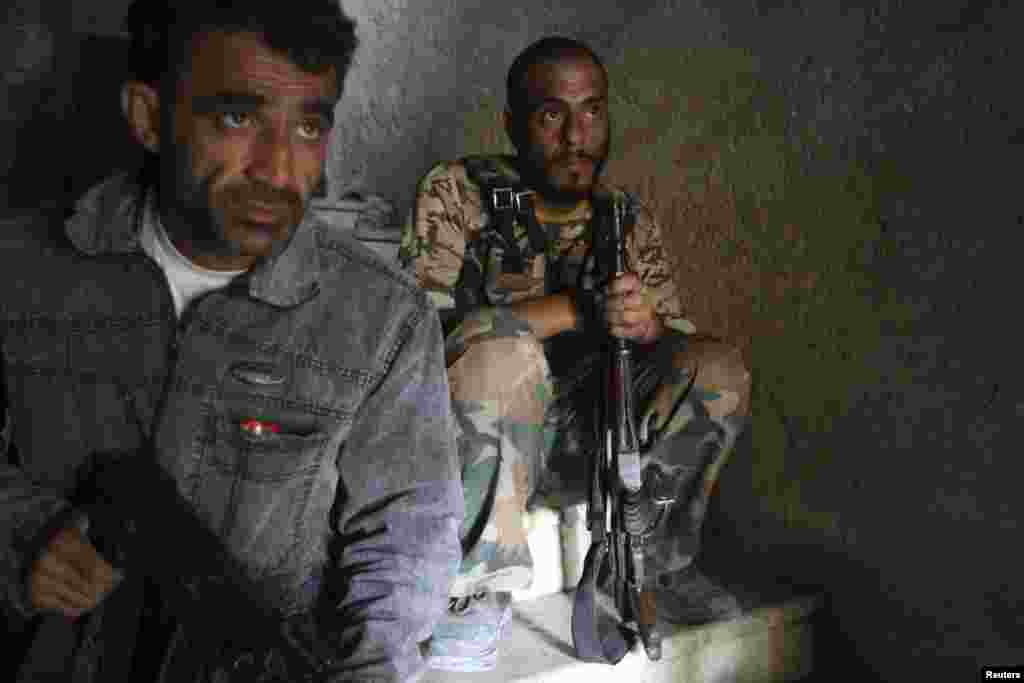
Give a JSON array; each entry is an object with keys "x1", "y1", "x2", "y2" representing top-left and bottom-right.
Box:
[
  {"x1": 562, "y1": 111, "x2": 586, "y2": 147},
  {"x1": 249, "y1": 126, "x2": 298, "y2": 191}
]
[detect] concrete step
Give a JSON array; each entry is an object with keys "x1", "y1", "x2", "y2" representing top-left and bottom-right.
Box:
[
  {"x1": 420, "y1": 590, "x2": 821, "y2": 683},
  {"x1": 423, "y1": 508, "x2": 820, "y2": 681}
]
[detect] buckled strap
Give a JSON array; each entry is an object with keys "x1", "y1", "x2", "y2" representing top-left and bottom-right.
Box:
[
  {"x1": 488, "y1": 187, "x2": 550, "y2": 273},
  {"x1": 491, "y1": 187, "x2": 533, "y2": 212},
  {"x1": 463, "y1": 155, "x2": 551, "y2": 274},
  {"x1": 495, "y1": 209, "x2": 525, "y2": 273}
]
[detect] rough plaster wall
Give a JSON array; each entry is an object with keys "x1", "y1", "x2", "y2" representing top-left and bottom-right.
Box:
[
  {"x1": 593, "y1": 1, "x2": 1022, "y2": 679},
  {"x1": 1, "y1": 0, "x2": 139, "y2": 209},
  {"x1": 0, "y1": 1, "x2": 66, "y2": 209},
  {"x1": 731, "y1": 1, "x2": 1020, "y2": 677}
]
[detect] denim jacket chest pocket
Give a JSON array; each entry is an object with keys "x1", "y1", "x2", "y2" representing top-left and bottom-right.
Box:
[{"x1": 200, "y1": 355, "x2": 370, "y2": 587}]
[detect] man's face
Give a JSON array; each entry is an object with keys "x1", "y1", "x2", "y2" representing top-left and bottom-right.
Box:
[
  {"x1": 160, "y1": 31, "x2": 337, "y2": 269},
  {"x1": 512, "y1": 54, "x2": 610, "y2": 206}
]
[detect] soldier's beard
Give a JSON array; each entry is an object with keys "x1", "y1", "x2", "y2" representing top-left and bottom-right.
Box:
[{"x1": 518, "y1": 144, "x2": 610, "y2": 209}]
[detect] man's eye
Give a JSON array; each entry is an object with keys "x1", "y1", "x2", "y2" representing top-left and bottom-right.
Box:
[
  {"x1": 297, "y1": 119, "x2": 328, "y2": 141},
  {"x1": 221, "y1": 112, "x2": 252, "y2": 129},
  {"x1": 542, "y1": 110, "x2": 562, "y2": 123}
]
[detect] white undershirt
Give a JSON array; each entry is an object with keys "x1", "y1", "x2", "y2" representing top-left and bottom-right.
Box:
[{"x1": 138, "y1": 200, "x2": 245, "y2": 317}]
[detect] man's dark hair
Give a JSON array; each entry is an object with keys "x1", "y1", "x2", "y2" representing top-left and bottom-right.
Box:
[
  {"x1": 505, "y1": 36, "x2": 606, "y2": 119},
  {"x1": 122, "y1": 0, "x2": 359, "y2": 95}
]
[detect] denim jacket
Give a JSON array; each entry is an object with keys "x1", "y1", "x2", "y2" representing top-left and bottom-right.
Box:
[{"x1": 0, "y1": 174, "x2": 463, "y2": 682}]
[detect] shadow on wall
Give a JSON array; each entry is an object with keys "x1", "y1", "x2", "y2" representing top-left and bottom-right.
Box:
[
  {"x1": 455, "y1": 46, "x2": 916, "y2": 537},
  {"x1": 1, "y1": 16, "x2": 58, "y2": 211},
  {"x1": 61, "y1": 34, "x2": 142, "y2": 208}
]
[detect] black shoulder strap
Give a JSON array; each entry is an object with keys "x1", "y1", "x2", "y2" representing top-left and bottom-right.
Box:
[{"x1": 463, "y1": 156, "x2": 549, "y2": 272}]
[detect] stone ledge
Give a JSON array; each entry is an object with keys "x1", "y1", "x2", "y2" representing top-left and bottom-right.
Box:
[{"x1": 421, "y1": 591, "x2": 820, "y2": 683}]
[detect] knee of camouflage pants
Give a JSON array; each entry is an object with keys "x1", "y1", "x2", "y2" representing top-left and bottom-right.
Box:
[
  {"x1": 445, "y1": 308, "x2": 552, "y2": 595},
  {"x1": 685, "y1": 334, "x2": 751, "y2": 422},
  {"x1": 643, "y1": 333, "x2": 751, "y2": 433},
  {"x1": 674, "y1": 335, "x2": 750, "y2": 521},
  {"x1": 641, "y1": 334, "x2": 751, "y2": 579}
]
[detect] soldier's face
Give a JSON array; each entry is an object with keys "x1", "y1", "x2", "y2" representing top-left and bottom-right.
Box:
[
  {"x1": 514, "y1": 55, "x2": 610, "y2": 205},
  {"x1": 160, "y1": 31, "x2": 337, "y2": 269}
]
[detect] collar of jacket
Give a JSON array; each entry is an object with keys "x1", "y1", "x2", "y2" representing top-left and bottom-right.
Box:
[{"x1": 64, "y1": 173, "x2": 323, "y2": 308}]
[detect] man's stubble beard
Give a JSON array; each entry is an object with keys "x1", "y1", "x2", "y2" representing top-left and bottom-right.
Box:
[
  {"x1": 517, "y1": 132, "x2": 611, "y2": 207},
  {"x1": 157, "y1": 140, "x2": 306, "y2": 262},
  {"x1": 158, "y1": 141, "x2": 241, "y2": 259}
]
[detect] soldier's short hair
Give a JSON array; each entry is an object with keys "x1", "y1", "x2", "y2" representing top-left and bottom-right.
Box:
[
  {"x1": 505, "y1": 36, "x2": 606, "y2": 118},
  {"x1": 121, "y1": 0, "x2": 359, "y2": 96}
]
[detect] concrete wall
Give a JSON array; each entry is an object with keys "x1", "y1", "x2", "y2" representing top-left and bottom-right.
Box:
[
  {"x1": 656, "y1": 1, "x2": 1021, "y2": 680},
  {"x1": 3, "y1": 0, "x2": 1021, "y2": 680},
  {"x1": 1, "y1": 1, "x2": 67, "y2": 210}
]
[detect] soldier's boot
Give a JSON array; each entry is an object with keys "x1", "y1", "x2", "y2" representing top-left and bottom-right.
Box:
[{"x1": 643, "y1": 337, "x2": 751, "y2": 626}]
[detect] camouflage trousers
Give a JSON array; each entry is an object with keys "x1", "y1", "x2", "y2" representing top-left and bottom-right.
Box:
[{"x1": 444, "y1": 308, "x2": 750, "y2": 597}]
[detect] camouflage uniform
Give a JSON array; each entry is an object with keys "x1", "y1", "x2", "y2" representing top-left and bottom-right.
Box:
[{"x1": 399, "y1": 155, "x2": 750, "y2": 598}]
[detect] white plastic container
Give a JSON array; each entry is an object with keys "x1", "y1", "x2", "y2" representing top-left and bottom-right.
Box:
[
  {"x1": 560, "y1": 503, "x2": 592, "y2": 590},
  {"x1": 511, "y1": 507, "x2": 564, "y2": 602}
]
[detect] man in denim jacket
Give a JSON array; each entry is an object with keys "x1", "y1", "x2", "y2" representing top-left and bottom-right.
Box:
[{"x1": 0, "y1": 1, "x2": 462, "y2": 681}]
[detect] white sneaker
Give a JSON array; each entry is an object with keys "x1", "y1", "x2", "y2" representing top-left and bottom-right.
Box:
[{"x1": 425, "y1": 591, "x2": 513, "y2": 672}]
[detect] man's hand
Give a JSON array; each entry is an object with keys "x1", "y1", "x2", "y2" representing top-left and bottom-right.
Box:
[
  {"x1": 28, "y1": 526, "x2": 122, "y2": 618},
  {"x1": 604, "y1": 273, "x2": 663, "y2": 344}
]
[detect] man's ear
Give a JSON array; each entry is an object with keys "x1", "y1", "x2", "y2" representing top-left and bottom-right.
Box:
[{"x1": 121, "y1": 80, "x2": 161, "y2": 153}]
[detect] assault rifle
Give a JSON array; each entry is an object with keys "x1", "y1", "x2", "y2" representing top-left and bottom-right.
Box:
[{"x1": 571, "y1": 200, "x2": 678, "y2": 665}]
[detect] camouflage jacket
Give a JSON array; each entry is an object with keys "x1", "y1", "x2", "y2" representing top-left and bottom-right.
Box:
[{"x1": 398, "y1": 155, "x2": 694, "y2": 339}]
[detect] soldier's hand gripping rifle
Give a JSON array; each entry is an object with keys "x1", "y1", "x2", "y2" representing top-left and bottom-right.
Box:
[{"x1": 571, "y1": 201, "x2": 674, "y2": 665}]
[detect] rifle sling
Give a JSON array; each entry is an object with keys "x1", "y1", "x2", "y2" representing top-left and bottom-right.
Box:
[{"x1": 571, "y1": 539, "x2": 629, "y2": 665}]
